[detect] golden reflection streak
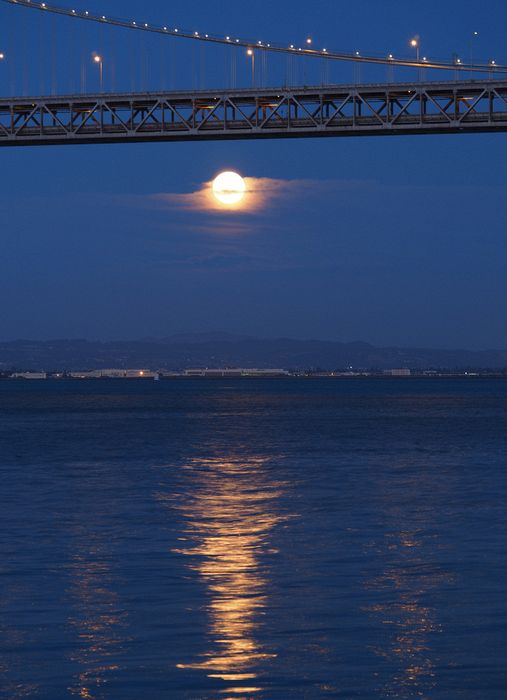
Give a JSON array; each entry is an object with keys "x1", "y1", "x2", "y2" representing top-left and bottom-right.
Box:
[
  {"x1": 66, "y1": 533, "x2": 128, "y2": 699},
  {"x1": 364, "y1": 525, "x2": 452, "y2": 698},
  {"x1": 163, "y1": 456, "x2": 288, "y2": 694}
]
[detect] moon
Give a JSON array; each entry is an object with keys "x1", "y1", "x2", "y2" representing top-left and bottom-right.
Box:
[{"x1": 212, "y1": 171, "x2": 246, "y2": 206}]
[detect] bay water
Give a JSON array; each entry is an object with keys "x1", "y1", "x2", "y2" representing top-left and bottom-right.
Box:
[{"x1": 1, "y1": 378, "x2": 506, "y2": 699}]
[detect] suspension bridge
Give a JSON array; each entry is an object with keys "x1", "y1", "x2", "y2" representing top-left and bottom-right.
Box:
[{"x1": 0, "y1": 0, "x2": 506, "y2": 147}]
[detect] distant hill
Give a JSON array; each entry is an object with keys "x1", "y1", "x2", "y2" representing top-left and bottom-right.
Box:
[{"x1": 1, "y1": 334, "x2": 506, "y2": 371}]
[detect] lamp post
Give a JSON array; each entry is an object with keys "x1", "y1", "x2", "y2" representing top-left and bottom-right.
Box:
[
  {"x1": 354, "y1": 51, "x2": 361, "y2": 84},
  {"x1": 453, "y1": 54, "x2": 462, "y2": 81},
  {"x1": 387, "y1": 54, "x2": 394, "y2": 83},
  {"x1": 93, "y1": 54, "x2": 103, "y2": 91},
  {"x1": 470, "y1": 31, "x2": 479, "y2": 78},
  {"x1": 410, "y1": 37, "x2": 421, "y2": 81},
  {"x1": 410, "y1": 38, "x2": 420, "y2": 62},
  {"x1": 247, "y1": 49, "x2": 254, "y2": 87}
]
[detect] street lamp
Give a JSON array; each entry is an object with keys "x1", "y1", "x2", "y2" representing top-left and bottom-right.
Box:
[
  {"x1": 410, "y1": 37, "x2": 422, "y2": 83},
  {"x1": 410, "y1": 37, "x2": 420, "y2": 62},
  {"x1": 387, "y1": 54, "x2": 394, "y2": 82},
  {"x1": 470, "y1": 31, "x2": 479, "y2": 77},
  {"x1": 0, "y1": 52, "x2": 4, "y2": 60},
  {"x1": 247, "y1": 48, "x2": 254, "y2": 86},
  {"x1": 93, "y1": 53, "x2": 103, "y2": 91}
]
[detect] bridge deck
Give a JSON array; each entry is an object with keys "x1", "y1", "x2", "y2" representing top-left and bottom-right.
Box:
[{"x1": 1, "y1": 80, "x2": 507, "y2": 146}]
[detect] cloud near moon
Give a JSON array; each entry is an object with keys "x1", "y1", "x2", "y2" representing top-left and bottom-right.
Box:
[
  {"x1": 147, "y1": 177, "x2": 373, "y2": 237},
  {"x1": 152, "y1": 177, "x2": 308, "y2": 214}
]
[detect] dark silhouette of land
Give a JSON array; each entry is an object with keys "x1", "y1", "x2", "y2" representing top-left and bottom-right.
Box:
[{"x1": 1, "y1": 334, "x2": 506, "y2": 372}]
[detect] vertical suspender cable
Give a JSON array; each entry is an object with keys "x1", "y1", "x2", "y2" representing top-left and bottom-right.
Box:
[
  {"x1": 110, "y1": 25, "x2": 115, "y2": 92},
  {"x1": 170, "y1": 37, "x2": 175, "y2": 90},
  {"x1": 137, "y1": 30, "x2": 142, "y2": 92},
  {"x1": 143, "y1": 32, "x2": 148, "y2": 90},
  {"x1": 192, "y1": 42, "x2": 196, "y2": 90},
  {"x1": 160, "y1": 35, "x2": 165, "y2": 90},
  {"x1": 80, "y1": 18, "x2": 86, "y2": 93},
  {"x1": 200, "y1": 43, "x2": 204, "y2": 89},
  {"x1": 51, "y1": 14, "x2": 56, "y2": 94},
  {"x1": 130, "y1": 31, "x2": 135, "y2": 92},
  {"x1": 22, "y1": 8, "x2": 28, "y2": 94},
  {"x1": 38, "y1": 10, "x2": 44, "y2": 95}
]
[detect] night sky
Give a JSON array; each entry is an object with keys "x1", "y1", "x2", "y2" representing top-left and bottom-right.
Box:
[{"x1": 1, "y1": 0, "x2": 506, "y2": 349}]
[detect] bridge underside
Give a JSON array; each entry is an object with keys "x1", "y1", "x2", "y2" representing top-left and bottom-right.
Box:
[{"x1": 1, "y1": 80, "x2": 507, "y2": 146}]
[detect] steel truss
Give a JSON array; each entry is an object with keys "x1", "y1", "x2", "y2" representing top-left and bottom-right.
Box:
[{"x1": 1, "y1": 80, "x2": 507, "y2": 147}]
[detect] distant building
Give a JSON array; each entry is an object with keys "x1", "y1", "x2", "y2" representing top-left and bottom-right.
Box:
[
  {"x1": 69, "y1": 369, "x2": 156, "y2": 379},
  {"x1": 383, "y1": 368, "x2": 411, "y2": 377},
  {"x1": 10, "y1": 372, "x2": 47, "y2": 380},
  {"x1": 183, "y1": 368, "x2": 289, "y2": 377}
]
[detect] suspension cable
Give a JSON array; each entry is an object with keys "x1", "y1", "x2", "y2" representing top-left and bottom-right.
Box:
[{"x1": 1, "y1": 0, "x2": 506, "y2": 75}]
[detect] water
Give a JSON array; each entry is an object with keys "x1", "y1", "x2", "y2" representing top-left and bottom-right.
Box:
[{"x1": 1, "y1": 378, "x2": 506, "y2": 699}]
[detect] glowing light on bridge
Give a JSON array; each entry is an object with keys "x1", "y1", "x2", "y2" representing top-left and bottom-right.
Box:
[
  {"x1": 92, "y1": 53, "x2": 103, "y2": 91},
  {"x1": 410, "y1": 37, "x2": 420, "y2": 62}
]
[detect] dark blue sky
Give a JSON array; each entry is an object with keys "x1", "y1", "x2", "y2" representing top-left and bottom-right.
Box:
[{"x1": 1, "y1": 0, "x2": 506, "y2": 349}]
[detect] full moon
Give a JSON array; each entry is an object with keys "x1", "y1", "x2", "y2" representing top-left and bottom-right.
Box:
[{"x1": 212, "y1": 171, "x2": 246, "y2": 205}]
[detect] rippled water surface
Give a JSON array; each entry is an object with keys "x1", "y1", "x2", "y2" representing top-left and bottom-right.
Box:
[{"x1": 1, "y1": 378, "x2": 507, "y2": 699}]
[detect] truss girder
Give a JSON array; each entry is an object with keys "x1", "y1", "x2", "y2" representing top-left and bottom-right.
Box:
[{"x1": 1, "y1": 80, "x2": 506, "y2": 146}]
